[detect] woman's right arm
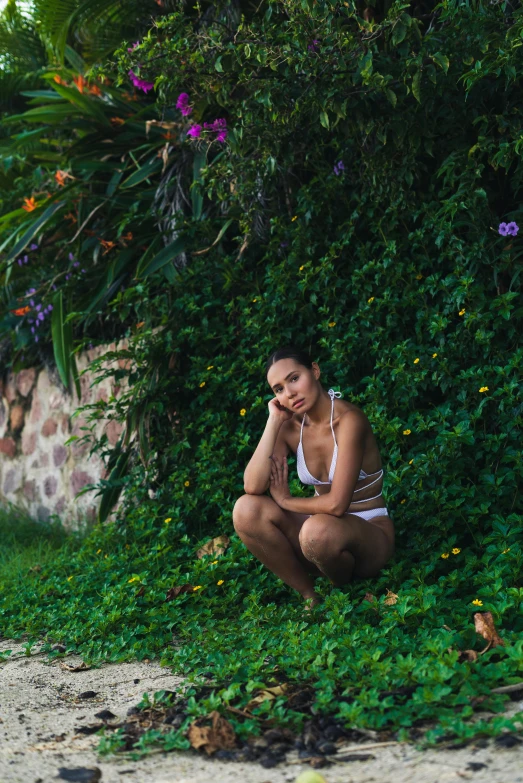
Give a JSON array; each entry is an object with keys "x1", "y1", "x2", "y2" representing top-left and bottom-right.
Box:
[{"x1": 243, "y1": 401, "x2": 291, "y2": 494}]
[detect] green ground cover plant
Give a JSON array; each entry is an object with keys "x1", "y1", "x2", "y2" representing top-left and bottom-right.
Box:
[{"x1": 1, "y1": 0, "x2": 523, "y2": 756}]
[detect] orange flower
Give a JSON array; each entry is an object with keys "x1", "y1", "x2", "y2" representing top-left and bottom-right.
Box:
[
  {"x1": 73, "y1": 75, "x2": 85, "y2": 93},
  {"x1": 64, "y1": 212, "x2": 77, "y2": 224},
  {"x1": 99, "y1": 239, "x2": 116, "y2": 254},
  {"x1": 89, "y1": 84, "x2": 102, "y2": 97},
  {"x1": 11, "y1": 306, "x2": 31, "y2": 316},
  {"x1": 54, "y1": 170, "x2": 74, "y2": 187},
  {"x1": 121, "y1": 232, "x2": 133, "y2": 242},
  {"x1": 110, "y1": 117, "x2": 125, "y2": 126},
  {"x1": 162, "y1": 131, "x2": 176, "y2": 140},
  {"x1": 84, "y1": 229, "x2": 96, "y2": 237},
  {"x1": 53, "y1": 75, "x2": 68, "y2": 85},
  {"x1": 22, "y1": 197, "x2": 37, "y2": 212},
  {"x1": 136, "y1": 321, "x2": 145, "y2": 329}
]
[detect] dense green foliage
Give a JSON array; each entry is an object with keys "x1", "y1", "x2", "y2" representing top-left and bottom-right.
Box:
[{"x1": 1, "y1": 0, "x2": 523, "y2": 748}]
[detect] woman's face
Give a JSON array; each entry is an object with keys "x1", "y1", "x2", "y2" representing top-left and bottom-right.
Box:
[{"x1": 267, "y1": 359, "x2": 320, "y2": 412}]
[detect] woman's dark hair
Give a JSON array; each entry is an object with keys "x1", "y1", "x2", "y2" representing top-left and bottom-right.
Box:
[{"x1": 265, "y1": 345, "x2": 314, "y2": 375}]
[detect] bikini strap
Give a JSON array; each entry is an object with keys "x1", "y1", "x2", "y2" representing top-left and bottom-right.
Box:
[{"x1": 327, "y1": 389, "x2": 342, "y2": 434}]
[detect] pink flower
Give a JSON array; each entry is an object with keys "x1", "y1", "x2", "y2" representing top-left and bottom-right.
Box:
[
  {"x1": 128, "y1": 69, "x2": 154, "y2": 93},
  {"x1": 127, "y1": 41, "x2": 140, "y2": 53},
  {"x1": 203, "y1": 118, "x2": 228, "y2": 142},
  {"x1": 176, "y1": 93, "x2": 193, "y2": 116},
  {"x1": 187, "y1": 124, "x2": 202, "y2": 138}
]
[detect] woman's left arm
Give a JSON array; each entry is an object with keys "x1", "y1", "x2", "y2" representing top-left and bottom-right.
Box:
[{"x1": 270, "y1": 413, "x2": 366, "y2": 516}]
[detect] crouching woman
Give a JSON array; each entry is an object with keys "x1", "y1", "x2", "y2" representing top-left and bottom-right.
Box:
[{"x1": 232, "y1": 345, "x2": 395, "y2": 609}]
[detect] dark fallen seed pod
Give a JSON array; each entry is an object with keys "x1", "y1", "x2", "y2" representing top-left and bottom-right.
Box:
[
  {"x1": 94, "y1": 709, "x2": 117, "y2": 721},
  {"x1": 74, "y1": 725, "x2": 104, "y2": 735},
  {"x1": 323, "y1": 725, "x2": 345, "y2": 741},
  {"x1": 495, "y1": 734, "x2": 521, "y2": 748},
  {"x1": 214, "y1": 750, "x2": 235, "y2": 761},
  {"x1": 263, "y1": 728, "x2": 284, "y2": 744},
  {"x1": 316, "y1": 741, "x2": 337, "y2": 755},
  {"x1": 336, "y1": 753, "x2": 375, "y2": 762},
  {"x1": 78, "y1": 691, "x2": 97, "y2": 700},
  {"x1": 126, "y1": 706, "x2": 140, "y2": 716},
  {"x1": 133, "y1": 679, "x2": 140, "y2": 684},
  {"x1": 467, "y1": 762, "x2": 488, "y2": 772},
  {"x1": 52, "y1": 644, "x2": 67, "y2": 653},
  {"x1": 259, "y1": 753, "x2": 279, "y2": 768}
]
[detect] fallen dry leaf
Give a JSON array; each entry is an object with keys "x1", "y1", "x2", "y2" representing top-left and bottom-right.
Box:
[
  {"x1": 384, "y1": 589, "x2": 398, "y2": 606},
  {"x1": 59, "y1": 661, "x2": 91, "y2": 672},
  {"x1": 458, "y1": 649, "x2": 479, "y2": 663},
  {"x1": 473, "y1": 611, "x2": 505, "y2": 650},
  {"x1": 362, "y1": 592, "x2": 376, "y2": 603},
  {"x1": 187, "y1": 710, "x2": 237, "y2": 755},
  {"x1": 196, "y1": 535, "x2": 230, "y2": 559},
  {"x1": 245, "y1": 683, "x2": 289, "y2": 712},
  {"x1": 165, "y1": 584, "x2": 194, "y2": 601}
]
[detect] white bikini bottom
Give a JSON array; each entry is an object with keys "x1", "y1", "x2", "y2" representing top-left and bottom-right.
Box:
[{"x1": 344, "y1": 506, "x2": 389, "y2": 521}]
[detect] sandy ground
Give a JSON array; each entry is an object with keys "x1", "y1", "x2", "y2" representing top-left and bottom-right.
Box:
[{"x1": 1, "y1": 639, "x2": 523, "y2": 783}]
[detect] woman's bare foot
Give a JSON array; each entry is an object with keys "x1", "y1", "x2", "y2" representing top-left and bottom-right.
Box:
[{"x1": 303, "y1": 594, "x2": 323, "y2": 612}]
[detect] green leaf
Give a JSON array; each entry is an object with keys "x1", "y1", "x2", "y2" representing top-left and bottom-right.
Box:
[
  {"x1": 51, "y1": 290, "x2": 72, "y2": 392},
  {"x1": 138, "y1": 235, "x2": 187, "y2": 279},
  {"x1": 49, "y1": 82, "x2": 109, "y2": 126},
  {"x1": 98, "y1": 450, "x2": 130, "y2": 524},
  {"x1": 120, "y1": 158, "x2": 162, "y2": 189},
  {"x1": 385, "y1": 89, "x2": 397, "y2": 107},
  {"x1": 432, "y1": 53, "x2": 450, "y2": 74},
  {"x1": 192, "y1": 149, "x2": 206, "y2": 220},
  {"x1": 392, "y1": 22, "x2": 407, "y2": 46},
  {"x1": 412, "y1": 69, "x2": 422, "y2": 103},
  {"x1": 4, "y1": 201, "x2": 65, "y2": 266},
  {"x1": 320, "y1": 110, "x2": 330, "y2": 129},
  {"x1": 215, "y1": 56, "x2": 223, "y2": 73}
]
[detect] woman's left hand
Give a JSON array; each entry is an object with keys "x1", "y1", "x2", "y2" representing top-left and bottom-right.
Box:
[{"x1": 269, "y1": 456, "x2": 291, "y2": 508}]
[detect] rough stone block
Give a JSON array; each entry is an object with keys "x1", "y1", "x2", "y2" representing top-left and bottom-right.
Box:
[
  {"x1": 0, "y1": 397, "x2": 6, "y2": 438},
  {"x1": 4, "y1": 372, "x2": 17, "y2": 403},
  {"x1": 41, "y1": 453, "x2": 49, "y2": 467},
  {"x1": 10, "y1": 404, "x2": 25, "y2": 432},
  {"x1": 43, "y1": 475, "x2": 58, "y2": 497},
  {"x1": 41, "y1": 418, "x2": 58, "y2": 437},
  {"x1": 23, "y1": 479, "x2": 39, "y2": 501},
  {"x1": 37, "y1": 506, "x2": 51, "y2": 522},
  {"x1": 53, "y1": 444, "x2": 68, "y2": 467},
  {"x1": 0, "y1": 437, "x2": 16, "y2": 458},
  {"x1": 54, "y1": 496, "x2": 66, "y2": 515},
  {"x1": 105, "y1": 419, "x2": 123, "y2": 446},
  {"x1": 22, "y1": 430, "x2": 37, "y2": 456},
  {"x1": 29, "y1": 388, "x2": 43, "y2": 425},
  {"x1": 59, "y1": 414, "x2": 70, "y2": 434},
  {"x1": 3, "y1": 467, "x2": 22, "y2": 495},
  {"x1": 16, "y1": 368, "x2": 37, "y2": 397},
  {"x1": 71, "y1": 470, "x2": 93, "y2": 495},
  {"x1": 49, "y1": 390, "x2": 67, "y2": 410}
]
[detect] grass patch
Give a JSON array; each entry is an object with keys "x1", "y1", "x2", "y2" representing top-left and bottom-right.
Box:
[{"x1": 0, "y1": 508, "x2": 522, "y2": 754}]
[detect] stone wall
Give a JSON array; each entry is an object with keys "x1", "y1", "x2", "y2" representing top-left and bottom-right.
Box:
[{"x1": 0, "y1": 340, "x2": 129, "y2": 528}]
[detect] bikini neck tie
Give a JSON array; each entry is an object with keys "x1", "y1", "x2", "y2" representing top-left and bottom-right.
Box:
[{"x1": 327, "y1": 388, "x2": 342, "y2": 400}]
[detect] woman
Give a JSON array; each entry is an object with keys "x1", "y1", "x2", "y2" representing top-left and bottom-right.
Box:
[{"x1": 233, "y1": 345, "x2": 395, "y2": 609}]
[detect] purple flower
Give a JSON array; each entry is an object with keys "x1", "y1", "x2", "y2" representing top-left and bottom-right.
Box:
[
  {"x1": 498, "y1": 222, "x2": 509, "y2": 236},
  {"x1": 48, "y1": 304, "x2": 53, "y2": 312},
  {"x1": 81, "y1": 268, "x2": 86, "y2": 273},
  {"x1": 23, "y1": 255, "x2": 28, "y2": 264},
  {"x1": 30, "y1": 299, "x2": 35, "y2": 307},
  {"x1": 68, "y1": 252, "x2": 75, "y2": 262},
  {"x1": 35, "y1": 303, "x2": 41, "y2": 311},
  {"x1": 187, "y1": 124, "x2": 202, "y2": 138},
  {"x1": 17, "y1": 258, "x2": 22, "y2": 266},
  {"x1": 52, "y1": 284, "x2": 57, "y2": 291},
  {"x1": 30, "y1": 327, "x2": 35, "y2": 334},
  {"x1": 308, "y1": 39, "x2": 320, "y2": 52},
  {"x1": 38, "y1": 312, "x2": 45, "y2": 321},
  {"x1": 29, "y1": 243, "x2": 38, "y2": 251},
  {"x1": 506, "y1": 221, "x2": 519, "y2": 236},
  {"x1": 176, "y1": 93, "x2": 192, "y2": 116},
  {"x1": 73, "y1": 261, "x2": 80, "y2": 267},
  {"x1": 65, "y1": 274, "x2": 70, "y2": 280},
  {"x1": 128, "y1": 69, "x2": 154, "y2": 94},
  {"x1": 334, "y1": 160, "x2": 345, "y2": 175},
  {"x1": 34, "y1": 335, "x2": 39, "y2": 343},
  {"x1": 127, "y1": 41, "x2": 140, "y2": 53},
  {"x1": 280, "y1": 241, "x2": 289, "y2": 248},
  {"x1": 203, "y1": 118, "x2": 228, "y2": 142}
]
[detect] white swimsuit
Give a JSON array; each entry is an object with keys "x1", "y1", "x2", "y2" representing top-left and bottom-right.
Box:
[{"x1": 296, "y1": 389, "x2": 389, "y2": 521}]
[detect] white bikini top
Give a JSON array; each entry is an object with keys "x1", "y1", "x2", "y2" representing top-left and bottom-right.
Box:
[{"x1": 296, "y1": 389, "x2": 384, "y2": 503}]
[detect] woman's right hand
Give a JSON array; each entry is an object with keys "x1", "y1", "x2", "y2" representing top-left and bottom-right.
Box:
[{"x1": 268, "y1": 397, "x2": 293, "y2": 422}]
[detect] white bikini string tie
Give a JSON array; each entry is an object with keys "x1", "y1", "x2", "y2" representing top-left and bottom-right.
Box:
[{"x1": 328, "y1": 389, "x2": 342, "y2": 401}]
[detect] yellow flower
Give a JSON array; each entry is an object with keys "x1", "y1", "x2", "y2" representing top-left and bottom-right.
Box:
[
  {"x1": 211, "y1": 560, "x2": 218, "y2": 565},
  {"x1": 472, "y1": 599, "x2": 483, "y2": 606},
  {"x1": 217, "y1": 580, "x2": 224, "y2": 585},
  {"x1": 452, "y1": 548, "x2": 461, "y2": 555},
  {"x1": 96, "y1": 548, "x2": 102, "y2": 554},
  {"x1": 441, "y1": 552, "x2": 449, "y2": 559},
  {"x1": 413, "y1": 358, "x2": 420, "y2": 364},
  {"x1": 240, "y1": 408, "x2": 246, "y2": 416},
  {"x1": 67, "y1": 575, "x2": 73, "y2": 581},
  {"x1": 193, "y1": 585, "x2": 203, "y2": 591},
  {"x1": 328, "y1": 321, "x2": 336, "y2": 328},
  {"x1": 291, "y1": 215, "x2": 298, "y2": 221},
  {"x1": 403, "y1": 429, "x2": 411, "y2": 435},
  {"x1": 164, "y1": 517, "x2": 172, "y2": 524},
  {"x1": 416, "y1": 273, "x2": 423, "y2": 280},
  {"x1": 184, "y1": 481, "x2": 190, "y2": 487},
  {"x1": 128, "y1": 576, "x2": 139, "y2": 583},
  {"x1": 207, "y1": 365, "x2": 214, "y2": 370},
  {"x1": 502, "y1": 548, "x2": 511, "y2": 554},
  {"x1": 299, "y1": 265, "x2": 305, "y2": 271},
  {"x1": 400, "y1": 499, "x2": 406, "y2": 505},
  {"x1": 479, "y1": 386, "x2": 489, "y2": 393},
  {"x1": 104, "y1": 554, "x2": 108, "y2": 558},
  {"x1": 252, "y1": 298, "x2": 257, "y2": 303},
  {"x1": 459, "y1": 308, "x2": 466, "y2": 316},
  {"x1": 368, "y1": 297, "x2": 375, "y2": 303},
  {"x1": 409, "y1": 459, "x2": 414, "y2": 465},
  {"x1": 432, "y1": 353, "x2": 438, "y2": 358},
  {"x1": 199, "y1": 381, "x2": 206, "y2": 388}
]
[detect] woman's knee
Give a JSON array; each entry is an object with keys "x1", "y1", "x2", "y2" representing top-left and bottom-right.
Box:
[
  {"x1": 299, "y1": 515, "x2": 354, "y2": 560},
  {"x1": 232, "y1": 493, "x2": 268, "y2": 534}
]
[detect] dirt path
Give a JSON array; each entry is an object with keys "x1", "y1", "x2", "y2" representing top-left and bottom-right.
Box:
[{"x1": 1, "y1": 639, "x2": 522, "y2": 783}]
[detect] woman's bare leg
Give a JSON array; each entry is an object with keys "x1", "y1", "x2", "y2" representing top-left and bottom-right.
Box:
[
  {"x1": 298, "y1": 513, "x2": 394, "y2": 586},
  {"x1": 232, "y1": 494, "x2": 323, "y2": 602}
]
